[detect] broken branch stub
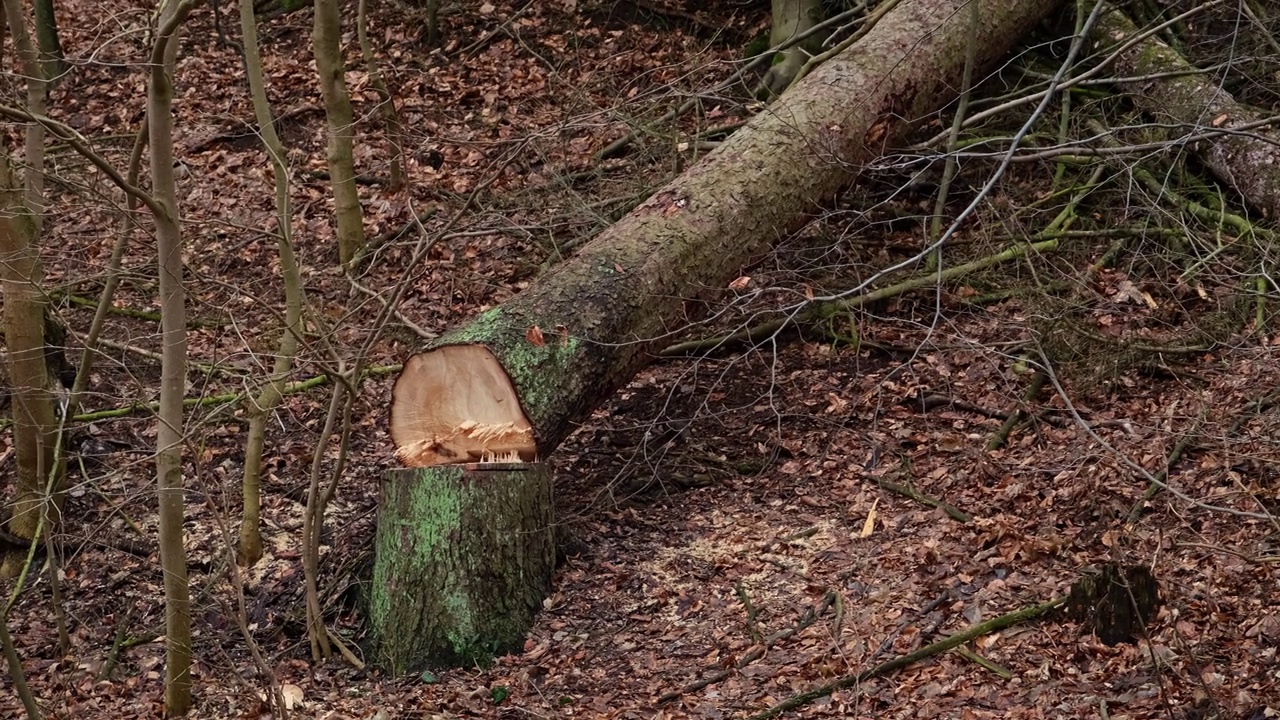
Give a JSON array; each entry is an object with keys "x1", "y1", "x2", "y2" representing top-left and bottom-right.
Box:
[{"x1": 390, "y1": 344, "x2": 537, "y2": 466}]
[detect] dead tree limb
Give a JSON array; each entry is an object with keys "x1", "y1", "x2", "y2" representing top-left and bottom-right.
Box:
[{"x1": 745, "y1": 596, "x2": 1066, "y2": 720}]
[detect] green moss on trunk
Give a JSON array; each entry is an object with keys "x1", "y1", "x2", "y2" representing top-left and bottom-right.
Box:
[{"x1": 369, "y1": 463, "x2": 555, "y2": 672}]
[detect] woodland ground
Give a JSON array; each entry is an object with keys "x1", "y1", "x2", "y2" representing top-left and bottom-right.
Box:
[{"x1": 1, "y1": 0, "x2": 1279, "y2": 718}]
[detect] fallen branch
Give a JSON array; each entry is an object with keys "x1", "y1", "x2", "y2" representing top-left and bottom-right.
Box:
[
  {"x1": 661, "y1": 238, "x2": 1059, "y2": 358},
  {"x1": 954, "y1": 645, "x2": 1012, "y2": 677},
  {"x1": 54, "y1": 291, "x2": 226, "y2": 328},
  {"x1": 876, "y1": 478, "x2": 972, "y2": 523},
  {"x1": 744, "y1": 596, "x2": 1066, "y2": 720}
]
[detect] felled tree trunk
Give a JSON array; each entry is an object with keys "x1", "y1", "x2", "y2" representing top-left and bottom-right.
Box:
[
  {"x1": 370, "y1": 463, "x2": 555, "y2": 673},
  {"x1": 390, "y1": 0, "x2": 1061, "y2": 461},
  {"x1": 378, "y1": 0, "x2": 1060, "y2": 672},
  {"x1": 1092, "y1": 6, "x2": 1280, "y2": 218}
]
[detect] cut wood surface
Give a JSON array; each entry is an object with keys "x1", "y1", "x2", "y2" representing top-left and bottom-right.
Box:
[
  {"x1": 1093, "y1": 5, "x2": 1280, "y2": 218},
  {"x1": 392, "y1": 345, "x2": 536, "y2": 465},
  {"x1": 391, "y1": 0, "x2": 1063, "y2": 464}
]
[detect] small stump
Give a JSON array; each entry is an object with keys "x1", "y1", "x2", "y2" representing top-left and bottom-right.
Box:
[
  {"x1": 1065, "y1": 563, "x2": 1161, "y2": 645},
  {"x1": 369, "y1": 462, "x2": 555, "y2": 673}
]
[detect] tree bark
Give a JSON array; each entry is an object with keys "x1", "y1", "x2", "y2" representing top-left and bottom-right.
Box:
[
  {"x1": 1091, "y1": 5, "x2": 1280, "y2": 219},
  {"x1": 356, "y1": 0, "x2": 404, "y2": 192},
  {"x1": 0, "y1": 0, "x2": 58, "y2": 579},
  {"x1": 32, "y1": 0, "x2": 64, "y2": 83},
  {"x1": 761, "y1": 0, "x2": 824, "y2": 97},
  {"x1": 369, "y1": 463, "x2": 555, "y2": 673},
  {"x1": 4, "y1": 0, "x2": 48, "y2": 226},
  {"x1": 390, "y1": 0, "x2": 1063, "y2": 463},
  {"x1": 0, "y1": 152, "x2": 54, "y2": 578},
  {"x1": 312, "y1": 0, "x2": 365, "y2": 265}
]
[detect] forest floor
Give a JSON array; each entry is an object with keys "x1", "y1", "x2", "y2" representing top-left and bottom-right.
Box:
[{"x1": 2, "y1": 0, "x2": 1279, "y2": 718}]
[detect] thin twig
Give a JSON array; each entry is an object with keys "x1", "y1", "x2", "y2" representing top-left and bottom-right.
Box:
[
  {"x1": 595, "y1": 6, "x2": 866, "y2": 160},
  {"x1": 1038, "y1": 353, "x2": 1276, "y2": 521}
]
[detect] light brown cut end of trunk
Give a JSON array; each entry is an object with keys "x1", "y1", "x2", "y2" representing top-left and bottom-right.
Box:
[{"x1": 390, "y1": 345, "x2": 537, "y2": 467}]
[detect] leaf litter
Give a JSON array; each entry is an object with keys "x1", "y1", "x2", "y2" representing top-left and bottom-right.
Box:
[{"x1": 1, "y1": 1, "x2": 1278, "y2": 719}]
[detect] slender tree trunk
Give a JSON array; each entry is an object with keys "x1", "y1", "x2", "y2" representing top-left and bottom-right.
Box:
[
  {"x1": 0, "y1": 152, "x2": 54, "y2": 579},
  {"x1": 32, "y1": 0, "x2": 64, "y2": 83},
  {"x1": 761, "y1": 0, "x2": 824, "y2": 96},
  {"x1": 312, "y1": 0, "x2": 365, "y2": 265},
  {"x1": 357, "y1": 0, "x2": 405, "y2": 192},
  {"x1": 0, "y1": 616, "x2": 40, "y2": 719},
  {"x1": 4, "y1": 0, "x2": 47, "y2": 224},
  {"x1": 236, "y1": 0, "x2": 305, "y2": 566},
  {"x1": 149, "y1": 0, "x2": 196, "y2": 714},
  {"x1": 425, "y1": 0, "x2": 439, "y2": 47},
  {"x1": 0, "y1": 0, "x2": 57, "y2": 578}
]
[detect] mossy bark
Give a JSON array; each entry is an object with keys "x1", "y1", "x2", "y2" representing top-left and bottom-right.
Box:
[
  {"x1": 1092, "y1": 7, "x2": 1280, "y2": 219},
  {"x1": 397, "y1": 0, "x2": 1060, "y2": 457},
  {"x1": 761, "y1": 0, "x2": 824, "y2": 96},
  {"x1": 369, "y1": 463, "x2": 555, "y2": 673}
]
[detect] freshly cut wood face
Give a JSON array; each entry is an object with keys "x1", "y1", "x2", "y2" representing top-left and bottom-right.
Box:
[{"x1": 390, "y1": 345, "x2": 536, "y2": 467}]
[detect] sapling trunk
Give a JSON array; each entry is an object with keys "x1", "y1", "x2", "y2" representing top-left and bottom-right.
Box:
[
  {"x1": 148, "y1": 0, "x2": 198, "y2": 713},
  {"x1": 313, "y1": 0, "x2": 366, "y2": 265},
  {"x1": 237, "y1": 0, "x2": 306, "y2": 567}
]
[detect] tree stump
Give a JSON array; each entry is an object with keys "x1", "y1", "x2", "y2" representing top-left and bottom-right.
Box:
[
  {"x1": 369, "y1": 462, "x2": 555, "y2": 673},
  {"x1": 1065, "y1": 563, "x2": 1161, "y2": 646}
]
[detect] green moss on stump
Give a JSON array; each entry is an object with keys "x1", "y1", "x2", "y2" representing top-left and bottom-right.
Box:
[{"x1": 369, "y1": 463, "x2": 555, "y2": 672}]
